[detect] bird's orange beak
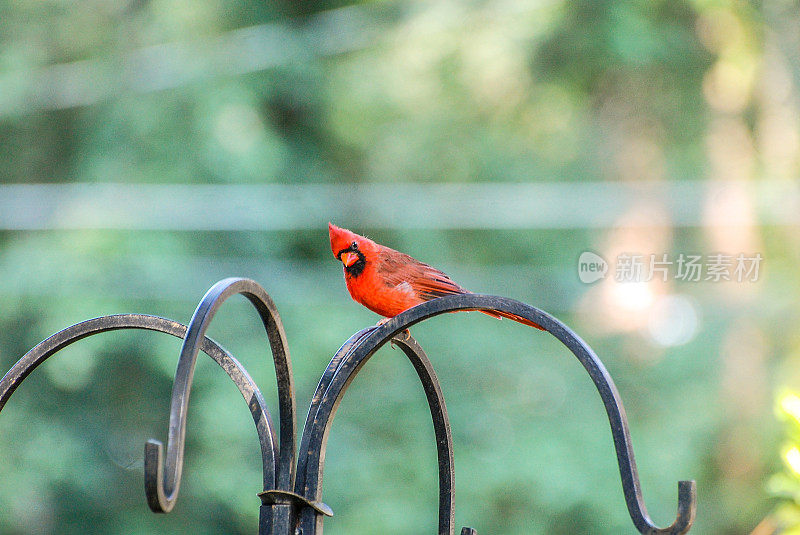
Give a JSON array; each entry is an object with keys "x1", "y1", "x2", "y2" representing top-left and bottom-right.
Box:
[{"x1": 341, "y1": 251, "x2": 359, "y2": 268}]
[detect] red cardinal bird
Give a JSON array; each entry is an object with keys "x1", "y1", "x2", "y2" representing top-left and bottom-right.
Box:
[{"x1": 328, "y1": 223, "x2": 543, "y2": 329}]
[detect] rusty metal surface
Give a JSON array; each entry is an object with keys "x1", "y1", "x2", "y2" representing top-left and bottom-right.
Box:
[{"x1": 0, "y1": 279, "x2": 697, "y2": 535}]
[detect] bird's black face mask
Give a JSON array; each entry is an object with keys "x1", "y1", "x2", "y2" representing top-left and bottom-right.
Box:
[{"x1": 337, "y1": 242, "x2": 366, "y2": 278}]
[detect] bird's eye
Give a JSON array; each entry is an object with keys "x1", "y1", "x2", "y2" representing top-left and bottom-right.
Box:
[{"x1": 351, "y1": 241, "x2": 358, "y2": 250}]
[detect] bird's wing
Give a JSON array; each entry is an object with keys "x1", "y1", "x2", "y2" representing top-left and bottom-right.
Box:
[
  {"x1": 376, "y1": 248, "x2": 467, "y2": 300},
  {"x1": 374, "y1": 246, "x2": 545, "y2": 330}
]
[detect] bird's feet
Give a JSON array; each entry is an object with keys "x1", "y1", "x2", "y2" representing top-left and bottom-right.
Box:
[
  {"x1": 376, "y1": 317, "x2": 411, "y2": 342},
  {"x1": 394, "y1": 329, "x2": 411, "y2": 342}
]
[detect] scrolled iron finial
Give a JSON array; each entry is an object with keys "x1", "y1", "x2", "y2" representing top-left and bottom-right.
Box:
[
  {"x1": 144, "y1": 277, "x2": 297, "y2": 513},
  {"x1": 295, "y1": 329, "x2": 456, "y2": 535},
  {"x1": 0, "y1": 313, "x2": 278, "y2": 509},
  {"x1": 0, "y1": 280, "x2": 696, "y2": 534},
  {"x1": 297, "y1": 293, "x2": 696, "y2": 535}
]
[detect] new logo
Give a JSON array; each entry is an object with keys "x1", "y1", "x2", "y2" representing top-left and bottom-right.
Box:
[{"x1": 578, "y1": 251, "x2": 608, "y2": 284}]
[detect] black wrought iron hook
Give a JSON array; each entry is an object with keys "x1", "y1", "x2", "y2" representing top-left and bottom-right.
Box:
[
  {"x1": 144, "y1": 278, "x2": 297, "y2": 515},
  {"x1": 0, "y1": 281, "x2": 696, "y2": 534},
  {"x1": 0, "y1": 314, "x2": 277, "y2": 494},
  {"x1": 295, "y1": 327, "x2": 456, "y2": 535},
  {"x1": 296, "y1": 293, "x2": 696, "y2": 535}
]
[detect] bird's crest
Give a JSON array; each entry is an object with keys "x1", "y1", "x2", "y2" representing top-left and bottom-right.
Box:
[{"x1": 328, "y1": 223, "x2": 371, "y2": 257}]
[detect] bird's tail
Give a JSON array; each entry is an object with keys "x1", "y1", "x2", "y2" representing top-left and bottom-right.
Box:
[{"x1": 478, "y1": 309, "x2": 545, "y2": 330}]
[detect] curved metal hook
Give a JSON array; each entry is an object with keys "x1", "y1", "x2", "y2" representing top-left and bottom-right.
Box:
[
  {"x1": 0, "y1": 314, "x2": 277, "y2": 493},
  {"x1": 145, "y1": 277, "x2": 297, "y2": 513},
  {"x1": 392, "y1": 334, "x2": 456, "y2": 535},
  {"x1": 295, "y1": 328, "x2": 456, "y2": 535},
  {"x1": 297, "y1": 294, "x2": 696, "y2": 535}
]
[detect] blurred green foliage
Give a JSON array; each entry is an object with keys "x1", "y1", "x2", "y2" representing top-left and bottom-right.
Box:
[
  {"x1": 766, "y1": 391, "x2": 800, "y2": 534},
  {"x1": 1, "y1": 0, "x2": 798, "y2": 534}
]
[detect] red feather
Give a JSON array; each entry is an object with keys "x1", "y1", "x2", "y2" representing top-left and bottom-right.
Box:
[{"x1": 328, "y1": 223, "x2": 543, "y2": 330}]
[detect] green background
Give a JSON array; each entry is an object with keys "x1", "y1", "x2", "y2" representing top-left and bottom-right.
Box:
[{"x1": 1, "y1": 1, "x2": 798, "y2": 533}]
